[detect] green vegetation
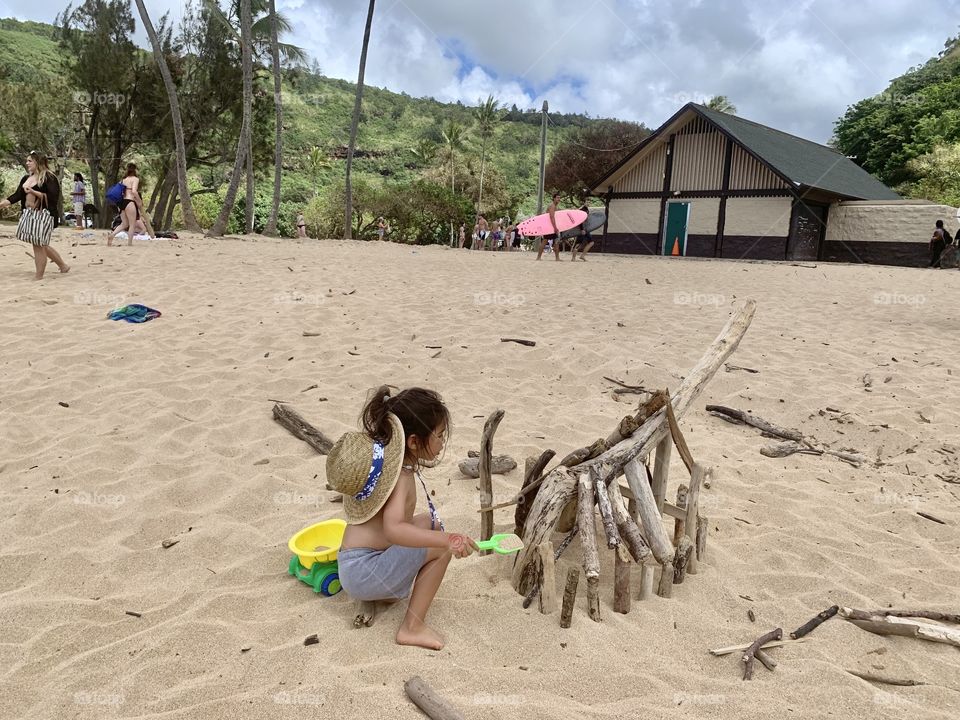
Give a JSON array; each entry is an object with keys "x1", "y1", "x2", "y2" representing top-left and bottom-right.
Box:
[{"x1": 833, "y1": 33, "x2": 960, "y2": 204}]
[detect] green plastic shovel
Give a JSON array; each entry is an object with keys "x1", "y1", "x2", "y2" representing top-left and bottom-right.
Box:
[{"x1": 475, "y1": 533, "x2": 524, "y2": 555}]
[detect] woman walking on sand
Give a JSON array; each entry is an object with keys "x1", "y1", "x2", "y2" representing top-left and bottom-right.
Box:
[
  {"x1": 0, "y1": 151, "x2": 70, "y2": 280},
  {"x1": 72, "y1": 172, "x2": 86, "y2": 228},
  {"x1": 107, "y1": 163, "x2": 144, "y2": 246}
]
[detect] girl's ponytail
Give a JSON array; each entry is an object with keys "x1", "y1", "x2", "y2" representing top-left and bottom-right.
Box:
[{"x1": 361, "y1": 384, "x2": 395, "y2": 444}]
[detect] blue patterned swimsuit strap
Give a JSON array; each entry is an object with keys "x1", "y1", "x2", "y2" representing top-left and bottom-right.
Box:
[{"x1": 412, "y1": 467, "x2": 444, "y2": 531}]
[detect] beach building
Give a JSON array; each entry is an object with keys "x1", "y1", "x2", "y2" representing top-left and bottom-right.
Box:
[{"x1": 590, "y1": 103, "x2": 957, "y2": 266}]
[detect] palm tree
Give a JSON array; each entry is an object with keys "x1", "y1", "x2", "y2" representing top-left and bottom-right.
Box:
[
  {"x1": 208, "y1": 0, "x2": 253, "y2": 237},
  {"x1": 441, "y1": 119, "x2": 466, "y2": 244},
  {"x1": 409, "y1": 139, "x2": 438, "y2": 167},
  {"x1": 133, "y1": 0, "x2": 202, "y2": 232},
  {"x1": 706, "y1": 95, "x2": 737, "y2": 114},
  {"x1": 344, "y1": 0, "x2": 376, "y2": 240},
  {"x1": 474, "y1": 95, "x2": 500, "y2": 215},
  {"x1": 307, "y1": 145, "x2": 330, "y2": 193},
  {"x1": 263, "y1": 0, "x2": 282, "y2": 235}
]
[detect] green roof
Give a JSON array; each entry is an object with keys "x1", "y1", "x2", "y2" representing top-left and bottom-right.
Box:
[{"x1": 692, "y1": 104, "x2": 899, "y2": 200}]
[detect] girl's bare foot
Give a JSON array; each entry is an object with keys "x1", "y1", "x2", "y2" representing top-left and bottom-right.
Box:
[
  {"x1": 60, "y1": 265, "x2": 70, "y2": 274},
  {"x1": 396, "y1": 620, "x2": 444, "y2": 650}
]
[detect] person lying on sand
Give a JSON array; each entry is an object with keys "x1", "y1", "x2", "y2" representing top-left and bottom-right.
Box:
[{"x1": 327, "y1": 386, "x2": 478, "y2": 650}]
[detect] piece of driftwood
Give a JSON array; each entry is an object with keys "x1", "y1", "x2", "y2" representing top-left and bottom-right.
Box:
[
  {"x1": 917, "y1": 511, "x2": 947, "y2": 525},
  {"x1": 666, "y1": 396, "x2": 695, "y2": 473},
  {"x1": 673, "y1": 535, "x2": 694, "y2": 584},
  {"x1": 673, "y1": 484, "x2": 688, "y2": 547},
  {"x1": 790, "y1": 605, "x2": 838, "y2": 639},
  {"x1": 404, "y1": 676, "x2": 465, "y2": 720},
  {"x1": 706, "y1": 405, "x2": 803, "y2": 442},
  {"x1": 724, "y1": 363, "x2": 759, "y2": 374},
  {"x1": 696, "y1": 515, "x2": 708, "y2": 561},
  {"x1": 742, "y1": 628, "x2": 782, "y2": 680},
  {"x1": 479, "y1": 409, "x2": 505, "y2": 544},
  {"x1": 512, "y1": 301, "x2": 756, "y2": 592},
  {"x1": 709, "y1": 637, "x2": 807, "y2": 656},
  {"x1": 577, "y1": 474, "x2": 601, "y2": 622},
  {"x1": 478, "y1": 451, "x2": 556, "y2": 515},
  {"x1": 614, "y1": 550, "x2": 631, "y2": 614},
  {"x1": 839, "y1": 607, "x2": 960, "y2": 647},
  {"x1": 656, "y1": 562, "x2": 673, "y2": 598},
  {"x1": 845, "y1": 670, "x2": 926, "y2": 687},
  {"x1": 272, "y1": 403, "x2": 335, "y2": 454},
  {"x1": 760, "y1": 440, "x2": 866, "y2": 466},
  {"x1": 684, "y1": 464, "x2": 704, "y2": 575},
  {"x1": 624, "y1": 459, "x2": 674, "y2": 565},
  {"x1": 755, "y1": 649, "x2": 778, "y2": 671},
  {"x1": 594, "y1": 471, "x2": 620, "y2": 549},
  {"x1": 874, "y1": 609, "x2": 960, "y2": 624},
  {"x1": 514, "y1": 450, "x2": 556, "y2": 536},
  {"x1": 537, "y1": 541, "x2": 557, "y2": 614},
  {"x1": 560, "y1": 567, "x2": 580, "y2": 629},
  {"x1": 500, "y1": 337, "x2": 536, "y2": 347},
  {"x1": 458, "y1": 454, "x2": 516, "y2": 478},
  {"x1": 607, "y1": 481, "x2": 652, "y2": 564},
  {"x1": 353, "y1": 601, "x2": 377, "y2": 628}
]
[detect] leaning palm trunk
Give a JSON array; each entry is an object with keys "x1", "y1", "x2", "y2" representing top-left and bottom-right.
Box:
[
  {"x1": 209, "y1": 0, "x2": 254, "y2": 237},
  {"x1": 477, "y1": 135, "x2": 488, "y2": 216},
  {"x1": 263, "y1": 0, "x2": 282, "y2": 236},
  {"x1": 134, "y1": 0, "x2": 201, "y2": 232},
  {"x1": 344, "y1": 0, "x2": 376, "y2": 240}
]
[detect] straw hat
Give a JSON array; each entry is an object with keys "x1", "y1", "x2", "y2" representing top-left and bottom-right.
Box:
[{"x1": 326, "y1": 413, "x2": 405, "y2": 524}]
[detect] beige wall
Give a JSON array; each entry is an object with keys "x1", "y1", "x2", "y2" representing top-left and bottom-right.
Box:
[
  {"x1": 608, "y1": 199, "x2": 660, "y2": 233},
  {"x1": 826, "y1": 201, "x2": 960, "y2": 244},
  {"x1": 724, "y1": 197, "x2": 792, "y2": 236},
  {"x1": 687, "y1": 198, "x2": 720, "y2": 234}
]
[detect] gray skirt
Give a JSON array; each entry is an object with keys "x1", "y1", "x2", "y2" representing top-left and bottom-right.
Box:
[{"x1": 337, "y1": 545, "x2": 428, "y2": 601}]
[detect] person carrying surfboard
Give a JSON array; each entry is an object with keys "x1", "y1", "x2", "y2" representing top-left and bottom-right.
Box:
[
  {"x1": 536, "y1": 192, "x2": 563, "y2": 261},
  {"x1": 571, "y1": 204, "x2": 595, "y2": 261}
]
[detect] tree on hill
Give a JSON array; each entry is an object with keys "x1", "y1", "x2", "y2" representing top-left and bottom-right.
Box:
[
  {"x1": 344, "y1": 0, "x2": 376, "y2": 240},
  {"x1": 475, "y1": 94, "x2": 501, "y2": 214},
  {"x1": 545, "y1": 119, "x2": 650, "y2": 202}
]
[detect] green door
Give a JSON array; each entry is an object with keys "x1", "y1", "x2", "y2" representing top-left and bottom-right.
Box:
[{"x1": 663, "y1": 202, "x2": 690, "y2": 256}]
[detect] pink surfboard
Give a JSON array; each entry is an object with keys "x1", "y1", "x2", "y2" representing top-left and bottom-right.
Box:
[{"x1": 516, "y1": 209, "x2": 588, "y2": 237}]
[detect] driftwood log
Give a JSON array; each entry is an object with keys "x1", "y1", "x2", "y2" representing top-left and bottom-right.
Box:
[
  {"x1": 476, "y1": 450, "x2": 555, "y2": 516},
  {"x1": 594, "y1": 470, "x2": 621, "y2": 550},
  {"x1": 614, "y1": 550, "x2": 631, "y2": 614},
  {"x1": 511, "y1": 301, "x2": 756, "y2": 595},
  {"x1": 696, "y1": 515, "x2": 708, "y2": 561},
  {"x1": 624, "y1": 459, "x2": 674, "y2": 565},
  {"x1": 478, "y1": 409, "x2": 505, "y2": 544},
  {"x1": 560, "y1": 567, "x2": 580, "y2": 629},
  {"x1": 514, "y1": 450, "x2": 556, "y2": 535},
  {"x1": 458, "y1": 454, "x2": 516, "y2": 478},
  {"x1": 754, "y1": 649, "x2": 778, "y2": 671},
  {"x1": 672, "y1": 535, "x2": 694, "y2": 583},
  {"x1": 537, "y1": 541, "x2": 557, "y2": 614},
  {"x1": 403, "y1": 676, "x2": 465, "y2": 720},
  {"x1": 684, "y1": 463, "x2": 705, "y2": 575},
  {"x1": 577, "y1": 474, "x2": 601, "y2": 622},
  {"x1": 272, "y1": 403, "x2": 335, "y2": 454},
  {"x1": 846, "y1": 670, "x2": 926, "y2": 687},
  {"x1": 666, "y1": 396, "x2": 695, "y2": 473},
  {"x1": 523, "y1": 527, "x2": 581, "y2": 609},
  {"x1": 673, "y1": 484, "x2": 688, "y2": 547},
  {"x1": 790, "y1": 605, "x2": 838, "y2": 639},
  {"x1": 873, "y1": 609, "x2": 960, "y2": 624},
  {"x1": 839, "y1": 607, "x2": 960, "y2": 647},
  {"x1": 607, "y1": 480, "x2": 653, "y2": 564},
  {"x1": 742, "y1": 628, "x2": 782, "y2": 680}
]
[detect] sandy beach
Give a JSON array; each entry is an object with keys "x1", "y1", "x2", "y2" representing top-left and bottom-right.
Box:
[{"x1": 1, "y1": 225, "x2": 958, "y2": 719}]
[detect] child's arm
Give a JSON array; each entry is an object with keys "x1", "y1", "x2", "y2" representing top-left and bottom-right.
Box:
[{"x1": 381, "y1": 477, "x2": 476, "y2": 557}]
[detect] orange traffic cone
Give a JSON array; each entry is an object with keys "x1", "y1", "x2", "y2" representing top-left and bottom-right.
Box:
[{"x1": 671, "y1": 237, "x2": 681, "y2": 256}]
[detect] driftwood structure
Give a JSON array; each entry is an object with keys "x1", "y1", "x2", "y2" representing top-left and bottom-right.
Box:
[{"x1": 473, "y1": 301, "x2": 756, "y2": 622}]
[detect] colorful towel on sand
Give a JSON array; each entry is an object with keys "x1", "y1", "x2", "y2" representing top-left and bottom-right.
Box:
[{"x1": 107, "y1": 304, "x2": 161, "y2": 323}]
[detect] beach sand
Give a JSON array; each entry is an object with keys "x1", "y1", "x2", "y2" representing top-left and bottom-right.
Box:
[{"x1": 1, "y1": 225, "x2": 958, "y2": 719}]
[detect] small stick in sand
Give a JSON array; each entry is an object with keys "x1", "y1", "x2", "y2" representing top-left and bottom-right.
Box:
[
  {"x1": 742, "y1": 628, "x2": 782, "y2": 680},
  {"x1": 790, "y1": 605, "x2": 839, "y2": 639},
  {"x1": 755, "y1": 648, "x2": 777, "y2": 671},
  {"x1": 709, "y1": 637, "x2": 807, "y2": 656},
  {"x1": 500, "y1": 338, "x2": 536, "y2": 347},
  {"x1": 404, "y1": 676, "x2": 466, "y2": 720},
  {"x1": 478, "y1": 409, "x2": 505, "y2": 544},
  {"x1": 560, "y1": 567, "x2": 580, "y2": 629},
  {"x1": 845, "y1": 669, "x2": 926, "y2": 687}
]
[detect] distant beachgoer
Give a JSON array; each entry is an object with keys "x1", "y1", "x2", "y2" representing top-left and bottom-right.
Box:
[
  {"x1": 297, "y1": 211, "x2": 307, "y2": 238},
  {"x1": 458, "y1": 223, "x2": 466, "y2": 249},
  {"x1": 475, "y1": 215, "x2": 489, "y2": 250},
  {"x1": 72, "y1": 173, "x2": 86, "y2": 228},
  {"x1": 490, "y1": 220, "x2": 503, "y2": 251},
  {"x1": 536, "y1": 192, "x2": 563, "y2": 261},
  {"x1": 107, "y1": 163, "x2": 144, "y2": 246},
  {"x1": 0, "y1": 151, "x2": 69, "y2": 280},
  {"x1": 930, "y1": 220, "x2": 950, "y2": 268},
  {"x1": 571, "y1": 205, "x2": 595, "y2": 262}
]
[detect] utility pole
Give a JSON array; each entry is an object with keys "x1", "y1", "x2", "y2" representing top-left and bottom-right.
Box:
[{"x1": 537, "y1": 100, "x2": 548, "y2": 214}]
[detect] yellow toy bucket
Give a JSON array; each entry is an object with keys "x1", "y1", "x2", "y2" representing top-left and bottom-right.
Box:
[{"x1": 288, "y1": 518, "x2": 347, "y2": 569}]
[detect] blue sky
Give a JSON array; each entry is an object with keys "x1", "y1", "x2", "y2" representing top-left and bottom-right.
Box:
[{"x1": 4, "y1": 0, "x2": 959, "y2": 143}]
